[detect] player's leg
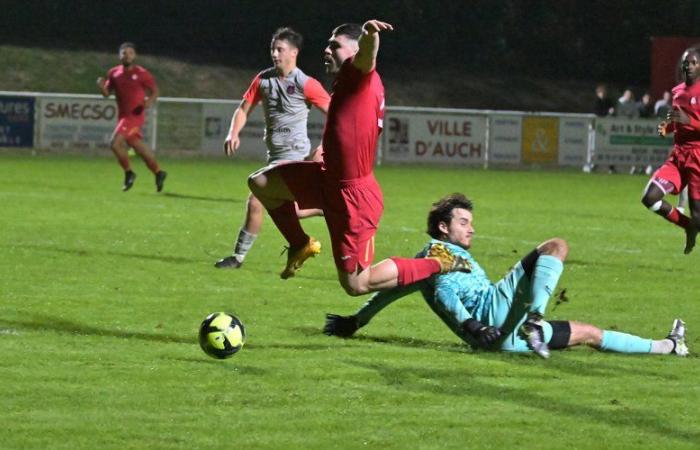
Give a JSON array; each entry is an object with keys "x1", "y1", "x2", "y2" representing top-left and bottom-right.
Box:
[
  {"x1": 486, "y1": 242, "x2": 566, "y2": 358},
  {"x1": 110, "y1": 132, "x2": 136, "y2": 191},
  {"x1": 128, "y1": 136, "x2": 167, "y2": 192},
  {"x1": 565, "y1": 320, "x2": 688, "y2": 356},
  {"x1": 248, "y1": 162, "x2": 324, "y2": 278},
  {"x1": 527, "y1": 238, "x2": 567, "y2": 315},
  {"x1": 683, "y1": 170, "x2": 700, "y2": 254},
  {"x1": 215, "y1": 192, "x2": 263, "y2": 269},
  {"x1": 641, "y1": 163, "x2": 693, "y2": 253},
  {"x1": 323, "y1": 283, "x2": 424, "y2": 338}
]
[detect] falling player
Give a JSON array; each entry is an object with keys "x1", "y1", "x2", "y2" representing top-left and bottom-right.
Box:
[
  {"x1": 249, "y1": 20, "x2": 470, "y2": 295},
  {"x1": 642, "y1": 47, "x2": 700, "y2": 253},
  {"x1": 324, "y1": 193, "x2": 689, "y2": 359},
  {"x1": 215, "y1": 27, "x2": 330, "y2": 269},
  {"x1": 97, "y1": 42, "x2": 166, "y2": 192}
]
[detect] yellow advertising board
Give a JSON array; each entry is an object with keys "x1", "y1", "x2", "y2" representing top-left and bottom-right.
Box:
[{"x1": 521, "y1": 116, "x2": 558, "y2": 163}]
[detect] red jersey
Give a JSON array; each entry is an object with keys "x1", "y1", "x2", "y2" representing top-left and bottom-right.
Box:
[
  {"x1": 670, "y1": 81, "x2": 700, "y2": 145},
  {"x1": 104, "y1": 64, "x2": 156, "y2": 119},
  {"x1": 322, "y1": 59, "x2": 385, "y2": 181}
]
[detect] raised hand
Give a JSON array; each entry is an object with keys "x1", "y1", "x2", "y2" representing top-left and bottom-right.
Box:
[{"x1": 362, "y1": 20, "x2": 394, "y2": 35}]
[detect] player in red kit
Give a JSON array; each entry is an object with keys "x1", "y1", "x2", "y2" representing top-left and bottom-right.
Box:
[
  {"x1": 97, "y1": 42, "x2": 167, "y2": 192},
  {"x1": 249, "y1": 20, "x2": 469, "y2": 296},
  {"x1": 642, "y1": 48, "x2": 700, "y2": 253}
]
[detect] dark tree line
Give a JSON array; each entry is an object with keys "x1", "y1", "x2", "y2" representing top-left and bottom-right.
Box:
[{"x1": 4, "y1": 0, "x2": 700, "y2": 82}]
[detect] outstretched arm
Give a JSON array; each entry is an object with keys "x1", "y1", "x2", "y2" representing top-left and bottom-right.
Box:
[
  {"x1": 432, "y1": 276, "x2": 500, "y2": 347},
  {"x1": 324, "y1": 283, "x2": 422, "y2": 337},
  {"x1": 352, "y1": 19, "x2": 394, "y2": 74}
]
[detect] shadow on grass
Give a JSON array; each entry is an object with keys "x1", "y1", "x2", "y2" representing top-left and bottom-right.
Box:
[
  {"x1": 5, "y1": 243, "x2": 200, "y2": 264},
  {"x1": 298, "y1": 324, "x2": 679, "y2": 380},
  {"x1": 352, "y1": 360, "x2": 700, "y2": 445},
  {"x1": 163, "y1": 192, "x2": 243, "y2": 203},
  {"x1": 293, "y1": 325, "x2": 467, "y2": 353},
  {"x1": 0, "y1": 315, "x2": 192, "y2": 345}
]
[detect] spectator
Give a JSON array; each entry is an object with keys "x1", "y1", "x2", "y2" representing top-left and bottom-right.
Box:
[
  {"x1": 617, "y1": 88, "x2": 639, "y2": 118},
  {"x1": 593, "y1": 84, "x2": 615, "y2": 116},
  {"x1": 655, "y1": 91, "x2": 672, "y2": 118},
  {"x1": 637, "y1": 92, "x2": 654, "y2": 118}
]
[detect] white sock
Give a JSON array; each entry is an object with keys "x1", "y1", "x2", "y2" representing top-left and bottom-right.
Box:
[{"x1": 650, "y1": 339, "x2": 674, "y2": 354}]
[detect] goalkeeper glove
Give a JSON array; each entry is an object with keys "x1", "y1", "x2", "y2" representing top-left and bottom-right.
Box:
[
  {"x1": 462, "y1": 318, "x2": 501, "y2": 347},
  {"x1": 323, "y1": 314, "x2": 360, "y2": 338}
]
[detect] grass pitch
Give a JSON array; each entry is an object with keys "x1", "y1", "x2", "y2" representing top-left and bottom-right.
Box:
[{"x1": 1, "y1": 154, "x2": 699, "y2": 449}]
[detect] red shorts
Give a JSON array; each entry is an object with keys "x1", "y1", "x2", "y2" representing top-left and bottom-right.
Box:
[
  {"x1": 113, "y1": 116, "x2": 145, "y2": 141},
  {"x1": 264, "y1": 161, "x2": 384, "y2": 273},
  {"x1": 653, "y1": 144, "x2": 700, "y2": 199}
]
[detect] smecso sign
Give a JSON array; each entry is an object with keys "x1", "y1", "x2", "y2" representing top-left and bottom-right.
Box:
[
  {"x1": 0, "y1": 95, "x2": 35, "y2": 147},
  {"x1": 37, "y1": 96, "x2": 154, "y2": 150},
  {"x1": 384, "y1": 111, "x2": 487, "y2": 165},
  {"x1": 593, "y1": 117, "x2": 671, "y2": 166}
]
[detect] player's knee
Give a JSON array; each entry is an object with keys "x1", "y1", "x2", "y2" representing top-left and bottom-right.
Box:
[
  {"x1": 339, "y1": 277, "x2": 369, "y2": 297},
  {"x1": 570, "y1": 321, "x2": 603, "y2": 347},
  {"x1": 641, "y1": 182, "x2": 664, "y2": 208},
  {"x1": 247, "y1": 174, "x2": 264, "y2": 193},
  {"x1": 641, "y1": 192, "x2": 662, "y2": 209},
  {"x1": 539, "y1": 238, "x2": 568, "y2": 261},
  {"x1": 111, "y1": 140, "x2": 124, "y2": 153}
]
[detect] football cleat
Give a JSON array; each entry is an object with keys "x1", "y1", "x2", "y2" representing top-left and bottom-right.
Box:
[
  {"x1": 122, "y1": 170, "x2": 136, "y2": 191},
  {"x1": 667, "y1": 318, "x2": 689, "y2": 357},
  {"x1": 155, "y1": 170, "x2": 168, "y2": 192},
  {"x1": 280, "y1": 237, "x2": 321, "y2": 279},
  {"x1": 684, "y1": 225, "x2": 697, "y2": 255},
  {"x1": 426, "y1": 243, "x2": 472, "y2": 274},
  {"x1": 521, "y1": 314, "x2": 550, "y2": 359},
  {"x1": 214, "y1": 256, "x2": 243, "y2": 269}
]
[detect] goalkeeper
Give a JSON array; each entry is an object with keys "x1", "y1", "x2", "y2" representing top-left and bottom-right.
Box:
[{"x1": 324, "y1": 193, "x2": 688, "y2": 358}]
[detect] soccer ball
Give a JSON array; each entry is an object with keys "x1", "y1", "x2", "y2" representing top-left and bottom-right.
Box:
[{"x1": 198, "y1": 312, "x2": 246, "y2": 359}]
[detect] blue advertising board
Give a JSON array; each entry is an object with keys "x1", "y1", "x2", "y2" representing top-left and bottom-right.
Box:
[{"x1": 0, "y1": 96, "x2": 35, "y2": 147}]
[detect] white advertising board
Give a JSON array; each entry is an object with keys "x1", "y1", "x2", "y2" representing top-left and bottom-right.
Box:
[
  {"x1": 593, "y1": 118, "x2": 671, "y2": 166},
  {"x1": 384, "y1": 111, "x2": 486, "y2": 165},
  {"x1": 488, "y1": 115, "x2": 522, "y2": 165},
  {"x1": 37, "y1": 96, "x2": 154, "y2": 150},
  {"x1": 558, "y1": 117, "x2": 591, "y2": 166}
]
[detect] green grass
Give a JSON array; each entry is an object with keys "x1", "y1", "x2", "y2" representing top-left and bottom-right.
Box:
[{"x1": 1, "y1": 153, "x2": 699, "y2": 449}]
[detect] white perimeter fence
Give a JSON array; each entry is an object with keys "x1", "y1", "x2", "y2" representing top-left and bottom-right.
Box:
[{"x1": 0, "y1": 91, "x2": 674, "y2": 168}]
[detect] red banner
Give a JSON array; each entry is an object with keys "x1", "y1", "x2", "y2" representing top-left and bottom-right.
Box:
[{"x1": 650, "y1": 36, "x2": 700, "y2": 99}]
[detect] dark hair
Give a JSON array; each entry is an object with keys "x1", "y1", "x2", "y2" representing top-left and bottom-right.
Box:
[
  {"x1": 427, "y1": 193, "x2": 474, "y2": 239},
  {"x1": 119, "y1": 42, "x2": 136, "y2": 52},
  {"x1": 272, "y1": 27, "x2": 303, "y2": 50},
  {"x1": 332, "y1": 23, "x2": 363, "y2": 41}
]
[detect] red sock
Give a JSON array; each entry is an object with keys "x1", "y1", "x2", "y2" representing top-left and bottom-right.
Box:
[
  {"x1": 390, "y1": 257, "x2": 441, "y2": 286},
  {"x1": 268, "y1": 201, "x2": 308, "y2": 248},
  {"x1": 666, "y1": 207, "x2": 690, "y2": 228}
]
